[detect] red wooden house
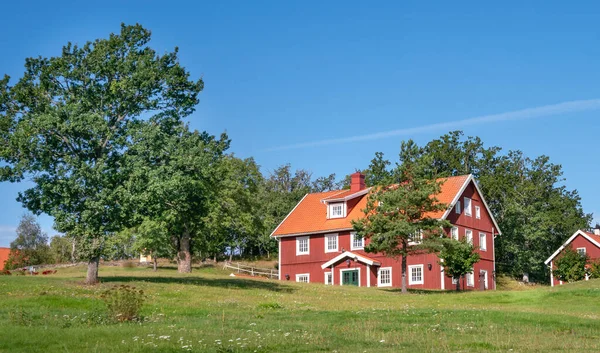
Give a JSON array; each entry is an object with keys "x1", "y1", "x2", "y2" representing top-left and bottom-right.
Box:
[
  {"x1": 0, "y1": 247, "x2": 10, "y2": 270},
  {"x1": 271, "y1": 172, "x2": 501, "y2": 290},
  {"x1": 544, "y1": 228, "x2": 600, "y2": 286}
]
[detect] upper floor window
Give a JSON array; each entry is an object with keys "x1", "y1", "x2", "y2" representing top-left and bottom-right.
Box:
[
  {"x1": 577, "y1": 247, "x2": 586, "y2": 256},
  {"x1": 296, "y1": 236, "x2": 309, "y2": 255},
  {"x1": 464, "y1": 197, "x2": 472, "y2": 217},
  {"x1": 451, "y1": 227, "x2": 459, "y2": 240},
  {"x1": 479, "y1": 232, "x2": 487, "y2": 251},
  {"x1": 409, "y1": 229, "x2": 423, "y2": 244},
  {"x1": 329, "y1": 203, "x2": 344, "y2": 218},
  {"x1": 475, "y1": 206, "x2": 481, "y2": 219},
  {"x1": 351, "y1": 232, "x2": 364, "y2": 250},
  {"x1": 465, "y1": 229, "x2": 473, "y2": 245},
  {"x1": 455, "y1": 201, "x2": 461, "y2": 214},
  {"x1": 325, "y1": 233, "x2": 338, "y2": 253}
]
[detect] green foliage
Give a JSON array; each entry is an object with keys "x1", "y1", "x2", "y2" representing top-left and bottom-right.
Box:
[
  {"x1": 131, "y1": 219, "x2": 175, "y2": 262},
  {"x1": 589, "y1": 260, "x2": 600, "y2": 279},
  {"x1": 100, "y1": 285, "x2": 145, "y2": 322},
  {"x1": 553, "y1": 247, "x2": 588, "y2": 283},
  {"x1": 0, "y1": 24, "x2": 203, "y2": 283},
  {"x1": 103, "y1": 231, "x2": 135, "y2": 261},
  {"x1": 437, "y1": 238, "x2": 481, "y2": 290},
  {"x1": 49, "y1": 235, "x2": 73, "y2": 264},
  {"x1": 256, "y1": 302, "x2": 283, "y2": 310},
  {"x1": 5, "y1": 214, "x2": 51, "y2": 269},
  {"x1": 353, "y1": 140, "x2": 451, "y2": 293}
]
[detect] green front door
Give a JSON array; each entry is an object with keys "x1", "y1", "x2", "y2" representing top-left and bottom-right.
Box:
[{"x1": 342, "y1": 270, "x2": 359, "y2": 286}]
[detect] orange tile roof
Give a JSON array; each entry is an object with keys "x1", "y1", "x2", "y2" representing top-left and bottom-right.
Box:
[
  {"x1": 321, "y1": 189, "x2": 367, "y2": 201},
  {"x1": 0, "y1": 247, "x2": 10, "y2": 270},
  {"x1": 582, "y1": 231, "x2": 600, "y2": 245},
  {"x1": 272, "y1": 175, "x2": 470, "y2": 237}
]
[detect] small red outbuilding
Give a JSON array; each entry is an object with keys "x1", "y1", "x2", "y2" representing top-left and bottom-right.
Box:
[
  {"x1": 0, "y1": 247, "x2": 10, "y2": 270},
  {"x1": 544, "y1": 229, "x2": 600, "y2": 286}
]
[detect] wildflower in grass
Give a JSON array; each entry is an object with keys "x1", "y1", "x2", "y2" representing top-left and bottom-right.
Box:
[{"x1": 380, "y1": 339, "x2": 385, "y2": 343}]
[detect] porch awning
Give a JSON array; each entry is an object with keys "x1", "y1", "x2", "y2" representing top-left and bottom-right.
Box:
[{"x1": 321, "y1": 251, "x2": 381, "y2": 269}]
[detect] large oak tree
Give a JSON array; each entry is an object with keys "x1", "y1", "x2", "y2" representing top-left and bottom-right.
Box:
[{"x1": 0, "y1": 24, "x2": 203, "y2": 283}]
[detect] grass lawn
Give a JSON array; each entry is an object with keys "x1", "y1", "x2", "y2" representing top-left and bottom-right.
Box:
[{"x1": 1, "y1": 264, "x2": 599, "y2": 352}]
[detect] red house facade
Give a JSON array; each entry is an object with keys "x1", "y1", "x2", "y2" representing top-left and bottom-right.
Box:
[
  {"x1": 0, "y1": 247, "x2": 10, "y2": 270},
  {"x1": 272, "y1": 173, "x2": 501, "y2": 290},
  {"x1": 544, "y1": 229, "x2": 600, "y2": 286}
]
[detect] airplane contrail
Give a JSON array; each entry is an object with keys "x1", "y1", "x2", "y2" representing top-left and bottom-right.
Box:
[{"x1": 266, "y1": 99, "x2": 600, "y2": 151}]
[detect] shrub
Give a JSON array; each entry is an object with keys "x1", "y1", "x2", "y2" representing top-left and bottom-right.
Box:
[
  {"x1": 553, "y1": 247, "x2": 588, "y2": 283},
  {"x1": 101, "y1": 285, "x2": 145, "y2": 322},
  {"x1": 121, "y1": 261, "x2": 136, "y2": 268},
  {"x1": 589, "y1": 260, "x2": 600, "y2": 279},
  {"x1": 0, "y1": 270, "x2": 11, "y2": 275}
]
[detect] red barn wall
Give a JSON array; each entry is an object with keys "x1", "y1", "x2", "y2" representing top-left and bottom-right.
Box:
[{"x1": 0, "y1": 248, "x2": 10, "y2": 270}]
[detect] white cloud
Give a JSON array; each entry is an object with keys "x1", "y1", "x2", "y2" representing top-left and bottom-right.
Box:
[{"x1": 266, "y1": 99, "x2": 600, "y2": 151}]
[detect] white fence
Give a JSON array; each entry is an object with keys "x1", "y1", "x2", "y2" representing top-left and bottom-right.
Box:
[{"x1": 222, "y1": 262, "x2": 279, "y2": 280}]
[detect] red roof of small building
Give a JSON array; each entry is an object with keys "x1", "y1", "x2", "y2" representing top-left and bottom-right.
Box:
[
  {"x1": 272, "y1": 175, "x2": 471, "y2": 237},
  {"x1": 0, "y1": 247, "x2": 10, "y2": 270}
]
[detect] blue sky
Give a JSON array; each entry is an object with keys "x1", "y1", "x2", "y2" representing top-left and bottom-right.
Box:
[{"x1": 1, "y1": 1, "x2": 599, "y2": 246}]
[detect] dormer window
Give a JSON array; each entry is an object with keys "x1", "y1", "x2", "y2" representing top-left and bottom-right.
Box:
[{"x1": 329, "y1": 202, "x2": 345, "y2": 218}]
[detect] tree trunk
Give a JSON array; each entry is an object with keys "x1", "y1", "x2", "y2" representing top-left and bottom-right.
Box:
[
  {"x1": 229, "y1": 252, "x2": 233, "y2": 262},
  {"x1": 153, "y1": 256, "x2": 158, "y2": 272},
  {"x1": 71, "y1": 239, "x2": 77, "y2": 263},
  {"x1": 85, "y1": 257, "x2": 100, "y2": 285},
  {"x1": 177, "y1": 234, "x2": 192, "y2": 273},
  {"x1": 213, "y1": 254, "x2": 217, "y2": 263},
  {"x1": 401, "y1": 252, "x2": 407, "y2": 294},
  {"x1": 456, "y1": 276, "x2": 461, "y2": 291}
]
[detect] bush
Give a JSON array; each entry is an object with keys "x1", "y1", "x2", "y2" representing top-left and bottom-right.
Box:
[
  {"x1": 101, "y1": 285, "x2": 145, "y2": 322},
  {"x1": 553, "y1": 247, "x2": 588, "y2": 283},
  {"x1": 121, "y1": 261, "x2": 136, "y2": 268},
  {"x1": 0, "y1": 270, "x2": 11, "y2": 275}
]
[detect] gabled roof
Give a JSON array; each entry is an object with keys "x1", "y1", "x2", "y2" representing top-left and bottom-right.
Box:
[
  {"x1": 544, "y1": 230, "x2": 600, "y2": 265},
  {"x1": 271, "y1": 174, "x2": 501, "y2": 237},
  {"x1": 321, "y1": 251, "x2": 381, "y2": 269}
]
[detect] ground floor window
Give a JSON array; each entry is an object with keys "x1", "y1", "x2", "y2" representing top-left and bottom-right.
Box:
[
  {"x1": 408, "y1": 265, "x2": 424, "y2": 285},
  {"x1": 296, "y1": 274, "x2": 309, "y2": 283},
  {"x1": 452, "y1": 276, "x2": 458, "y2": 285},
  {"x1": 325, "y1": 272, "x2": 333, "y2": 285},
  {"x1": 466, "y1": 270, "x2": 474, "y2": 287},
  {"x1": 378, "y1": 267, "x2": 392, "y2": 287}
]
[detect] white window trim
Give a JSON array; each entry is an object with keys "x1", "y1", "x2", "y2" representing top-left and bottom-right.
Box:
[
  {"x1": 479, "y1": 232, "x2": 487, "y2": 251},
  {"x1": 350, "y1": 231, "x2": 364, "y2": 250},
  {"x1": 377, "y1": 267, "x2": 392, "y2": 287},
  {"x1": 577, "y1": 247, "x2": 587, "y2": 256},
  {"x1": 296, "y1": 236, "x2": 310, "y2": 255},
  {"x1": 328, "y1": 202, "x2": 346, "y2": 219},
  {"x1": 455, "y1": 200, "x2": 461, "y2": 214},
  {"x1": 466, "y1": 270, "x2": 474, "y2": 287},
  {"x1": 464, "y1": 197, "x2": 472, "y2": 217},
  {"x1": 451, "y1": 227, "x2": 459, "y2": 241},
  {"x1": 296, "y1": 273, "x2": 310, "y2": 283},
  {"x1": 475, "y1": 206, "x2": 481, "y2": 219},
  {"x1": 409, "y1": 229, "x2": 423, "y2": 245},
  {"x1": 325, "y1": 233, "x2": 339, "y2": 253},
  {"x1": 408, "y1": 264, "x2": 424, "y2": 285},
  {"x1": 452, "y1": 276, "x2": 459, "y2": 285},
  {"x1": 339, "y1": 267, "x2": 361, "y2": 286},
  {"x1": 480, "y1": 270, "x2": 488, "y2": 290},
  {"x1": 324, "y1": 272, "x2": 333, "y2": 285},
  {"x1": 465, "y1": 229, "x2": 473, "y2": 245}
]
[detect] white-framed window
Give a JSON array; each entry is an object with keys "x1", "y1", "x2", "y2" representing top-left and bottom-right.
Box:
[
  {"x1": 377, "y1": 267, "x2": 392, "y2": 287},
  {"x1": 479, "y1": 233, "x2": 487, "y2": 251},
  {"x1": 451, "y1": 227, "x2": 459, "y2": 240},
  {"x1": 296, "y1": 274, "x2": 309, "y2": 283},
  {"x1": 324, "y1": 272, "x2": 333, "y2": 285},
  {"x1": 296, "y1": 236, "x2": 309, "y2": 255},
  {"x1": 455, "y1": 201, "x2": 461, "y2": 214},
  {"x1": 475, "y1": 206, "x2": 481, "y2": 219},
  {"x1": 577, "y1": 247, "x2": 587, "y2": 256},
  {"x1": 452, "y1": 276, "x2": 459, "y2": 285},
  {"x1": 351, "y1": 232, "x2": 364, "y2": 250},
  {"x1": 329, "y1": 203, "x2": 344, "y2": 218},
  {"x1": 466, "y1": 270, "x2": 474, "y2": 287},
  {"x1": 465, "y1": 229, "x2": 473, "y2": 245},
  {"x1": 408, "y1": 265, "x2": 424, "y2": 285},
  {"x1": 464, "y1": 197, "x2": 472, "y2": 217},
  {"x1": 325, "y1": 233, "x2": 338, "y2": 253},
  {"x1": 409, "y1": 229, "x2": 423, "y2": 244}
]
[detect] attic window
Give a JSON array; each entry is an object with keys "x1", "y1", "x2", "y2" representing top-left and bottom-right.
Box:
[{"x1": 329, "y1": 203, "x2": 344, "y2": 218}]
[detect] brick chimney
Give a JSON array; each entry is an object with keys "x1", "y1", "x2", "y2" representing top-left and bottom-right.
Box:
[{"x1": 350, "y1": 172, "x2": 366, "y2": 192}]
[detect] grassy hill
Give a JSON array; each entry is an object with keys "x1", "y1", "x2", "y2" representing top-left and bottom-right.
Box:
[{"x1": 0, "y1": 264, "x2": 599, "y2": 352}]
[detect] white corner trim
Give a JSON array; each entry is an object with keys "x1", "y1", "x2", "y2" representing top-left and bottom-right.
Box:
[
  {"x1": 544, "y1": 230, "x2": 600, "y2": 264},
  {"x1": 270, "y1": 193, "x2": 309, "y2": 237},
  {"x1": 321, "y1": 251, "x2": 381, "y2": 269},
  {"x1": 278, "y1": 238, "x2": 281, "y2": 281}
]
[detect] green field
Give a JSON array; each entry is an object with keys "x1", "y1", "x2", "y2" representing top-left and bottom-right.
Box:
[{"x1": 0, "y1": 265, "x2": 599, "y2": 353}]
